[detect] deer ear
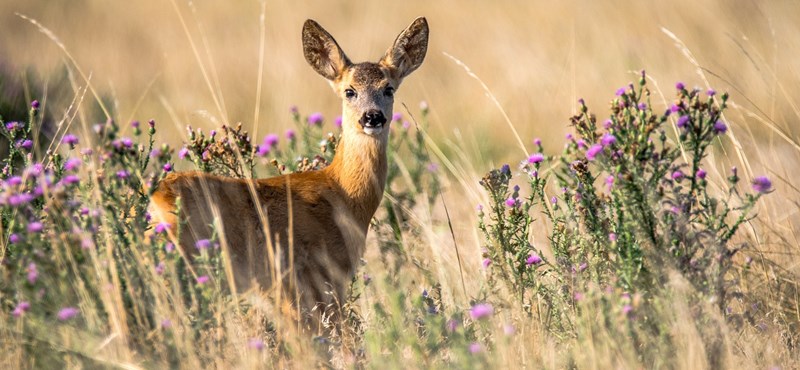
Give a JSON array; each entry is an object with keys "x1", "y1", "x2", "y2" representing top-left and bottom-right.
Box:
[
  {"x1": 381, "y1": 17, "x2": 429, "y2": 80},
  {"x1": 302, "y1": 20, "x2": 351, "y2": 81}
]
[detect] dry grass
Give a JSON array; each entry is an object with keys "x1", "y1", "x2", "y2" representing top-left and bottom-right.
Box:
[{"x1": 1, "y1": 1, "x2": 799, "y2": 368}]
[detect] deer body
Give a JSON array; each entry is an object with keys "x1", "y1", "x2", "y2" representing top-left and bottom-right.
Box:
[{"x1": 149, "y1": 18, "x2": 428, "y2": 322}]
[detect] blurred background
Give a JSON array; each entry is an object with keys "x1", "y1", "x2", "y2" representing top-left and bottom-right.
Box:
[
  {"x1": 1, "y1": 0, "x2": 799, "y2": 260},
  {"x1": 2, "y1": 1, "x2": 798, "y2": 158}
]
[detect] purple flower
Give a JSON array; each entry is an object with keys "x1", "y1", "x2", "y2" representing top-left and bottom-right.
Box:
[
  {"x1": 154, "y1": 222, "x2": 171, "y2": 234},
  {"x1": 392, "y1": 112, "x2": 402, "y2": 122},
  {"x1": 9, "y1": 234, "x2": 21, "y2": 244},
  {"x1": 28, "y1": 222, "x2": 44, "y2": 233},
  {"x1": 469, "y1": 303, "x2": 494, "y2": 320},
  {"x1": 671, "y1": 171, "x2": 684, "y2": 181},
  {"x1": 573, "y1": 292, "x2": 584, "y2": 301},
  {"x1": 427, "y1": 163, "x2": 439, "y2": 173},
  {"x1": 178, "y1": 147, "x2": 190, "y2": 159},
  {"x1": 468, "y1": 342, "x2": 483, "y2": 354},
  {"x1": 526, "y1": 254, "x2": 542, "y2": 266},
  {"x1": 500, "y1": 164, "x2": 511, "y2": 175},
  {"x1": 116, "y1": 170, "x2": 129, "y2": 180},
  {"x1": 504, "y1": 197, "x2": 517, "y2": 208},
  {"x1": 196, "y1": 275, "x2": 210, "y2": 285},
  {"x1": 676, "y1": 82, "x2": 685, "y2": 90},
  {"x1": 155, "y1": 261, "x2": 166, "y2": 275},
  {"x1": 696, "y1": 168, "x2": 707, "y2": 179},
  {"x1": 256, "y1": 145, "x2": 270, "y2": 157},
  {"x1": 57, "y1": 307, "x2": 80, "y2": 321},
  {"x1": 31, "y1": 100, "x2": 40, "y2": 109},
  {"x1": 63, "y1": 158, "x2": 81, "y2": 171},
  {"x1": 248, "y1": 338, "x2": 265, "y2": 351},
  {"x1": 713, "y1": 120, "x2": 727, "y2": 134},
  {"x1": 163, "y1": 163, "x2": 172, "y2": 172},
  {"x1": 638, "y1": 103, "x2": 647, "y2": 110},
  {"x1": 503, "y1": 323, "x2": 516, "y2": 336},
  {"x1": 148, "y1": 119, "x2": 156, "y2": 129},
  {"x1": 669, "y1": 104, "x2": 680, "y2": 113},
  {"x1": 62, "y1": 175, "x2": 80, "y2": 185},
  {"x1": 6, "y1": 176, "x2": 22, "y2": 186},
  {"x1": 165, "y1": 242, "x2": 175, "y2": 253},
  {"x1": 285, "y1": 129, "x2": 296, "y2": 141},
  {"x1": 402, "y1": 121, "x2": 411, "y2": 130},
  {"x1": 676, "y1": 115, "x2": 690, "y2": 128},
  {"x1": 8, "y1": 193, "x2": 34, "y2": 207},
  {"x1": 622, "y1": 304, "x2": 633, "y2": 316},
  {"x1": 707, "y1": 89, "x2": 716, "y2": 97},
  {"x1": 577, "y1": 262, "x2": 588, "y2": 272},
  {"x1": 528, "y1": 153, "x2": 544, "y2": 164},
  {"x1": 586, "y1": 144, "x2": 603, "y2": 161},
  {"x1": 210, "y1": 130, "x2": 217, "y2": 138},
  {"x1": 149, "y1": 148, "x2": 162, "y2": 158},
  {"x1": 81, "y1": 148, "x2": 93, "y2": 156},
  {"x1": 550, "y1": 196, "x2": 557, "y2": 205},
  {"x1": 576, "y1": 139, "x2": 587, "y2": 149},
  {"x1": 264, "y1": 134, "x2": 279, "y2": 147},
  {"x1": 62, "y1": 134, "x2": 79, "y2": 147},
  {"x1": 195, "y1": 239, "x2": 211, "y2": 250},
  {"x1": 615, "y1": 87, "x2": 626, "y2": 96},
  {"x1": 533, "y1": 137, "x2": 542, "y2": 146},
  {"x1": 19, "y1": 140, "x2": 33, "y2": 150},
  {"x1": 307, "y1": 112, "x2": 324, "y2": 126},
  {"x1": 121, "y1": 137, "x2": 133, "y2": 148},
  {"x1": 334, "y1": 116, "x2": 343, "y2": 128},
  {"x1": 12, "y1": 301, "x2": 31, "y2": 318},
  {"x1": 609, "y1": 233, "x2": 618, "y2": 242},
  {"x1": 601, "y1": 133, "x2": 617, "y2": 147},
  {"x1": 603, "y1": 119, "x2": 612, "y2": 129},
  {"x1": 131, "y1": 120, "x2": 140, "y2": 128},
  {"x1": 482, "y1": 258, "x2": 491, "y2": 269},
  {"x1": 27, "y1": 263, "x2": 38, "y2": 284},
  {"x1": 161, "y1": 319, "x2": 172, "y2": 329},
  {"x1": 751, "y1": 176, "x2": 772, "y2": 193}
]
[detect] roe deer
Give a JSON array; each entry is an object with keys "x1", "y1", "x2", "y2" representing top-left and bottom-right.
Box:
[{"x1": 149, "y1": 17, "x2": 429, "y2": 325}]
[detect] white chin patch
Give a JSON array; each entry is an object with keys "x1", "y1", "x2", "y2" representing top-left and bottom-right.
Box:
[{"x1": 363, "y1": 127, "x2": 383, "y2": 136}]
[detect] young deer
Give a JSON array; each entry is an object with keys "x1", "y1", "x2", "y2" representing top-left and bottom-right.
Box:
[{"x1": 149, "y1": 18, "x2": 428, "y2": 324}]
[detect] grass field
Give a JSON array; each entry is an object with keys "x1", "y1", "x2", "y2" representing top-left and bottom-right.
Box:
[{"x1": 1, "y1": 1, "x2": 799, "y2": 368}]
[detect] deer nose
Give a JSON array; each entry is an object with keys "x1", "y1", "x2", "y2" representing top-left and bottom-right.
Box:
[{"x1": 359, "y1": 110, "x2": 387, "y2": 128}]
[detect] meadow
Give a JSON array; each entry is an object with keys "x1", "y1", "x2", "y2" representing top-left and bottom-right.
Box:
[{"x1": 1, "y1": 1, "x2": 799, "y2": 368}]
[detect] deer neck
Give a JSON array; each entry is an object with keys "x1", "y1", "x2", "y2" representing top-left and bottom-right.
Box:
[{"x1": 325, "y1": 125, "x2": 388, "y2": 227}]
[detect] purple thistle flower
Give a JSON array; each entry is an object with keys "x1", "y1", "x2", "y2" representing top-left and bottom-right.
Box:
[
  {"x1": 609, "y1": 233, "x2": 618, "y2": 242},
  {"x1": 210, "y1": 130, "x2": 217, "y2": 138},
  {"x1": 526, "y1": 254, "x2": 542, "y2": 266},
  {"x1": 601, "y1": 133, "x2": 617, "y2": 147},
  {"x1": 163, "y1": 163, "x2": 172, "y2": 172},
  {"x1": 154, "y1": 222, "x2": 171, "y2": 234},
  {"x1": 63, "y1": 158, "x2": 80, "y2": 172},
  {"x1": 574, "y1": 292, "x2": 584, "y2": 301},
  {"x1": 248, "y1": 338, "x2": 265, "y2": 351},
  {"x1": 81, "y1": 148, "x2": 93, "y2": 156},
  {"x1": 12, "y1": 301, "x2": 31, "y2": 318},
  {"x1": 131, "y1": 120, "x2": 140, "y2": 128},
  {"x1": 696, "y1": 168, "x2": 707, "y2": 179},
  {"x1": 500, "y1": 164, "x2": 511, "y2": 175},
  {"x1": 28, "y1": 222, "x2": 44, "y2": 233},
  {"x1": 482, "y1": 258, "x2": 491, "y2": 269},
  {"x1": 264, "y1": 134, "x2": 279, "y2": 147},
  {"x1": 161, "y1": 319, "x2": 172, "y2": 329},
  {"x1": 307, "y1": 112, "x2": 324, "y2": 126},
  {"x1": 622, "y1": 304, "x2": 633, "y2": 316},
  {"x1": 148, "y1": 119, "x2": 156, "y2": 129},
  {"x1": 334, "y1": 116, "x2": 343, "y2": 128},
  {"x1": 165, "y1": 242, "x2": 175, "y2": 253},
  {"x1": 586, "y1": 144, "x2": 603, "y2": 161},
  {"x1": 402, "y1": 121, "x2": 411, "y2": 130},
  {"x1": 533, "y1": 137, "x2": 542, "y2": 146},
  {"x1": 202, "y1": 150, "x2": 211, "y2": 162},
  {"x1": 638, "y1": 103, "x2": 647, "y2": 110},
  {"x1": 178, "y1": 147, "x2": 190, "y2": 159},
  {"x1": 155, "y1": 261, "x2": 166, "y2": 275},
  {"x1": 121, "y1": 137, "x2": 133, "y2": 148},
  {"x1": 19, "y1": 140, "x2": 33, "y2": 150},
  {"x1": 149, "y1": 148, "x2": 162, "y2": 158},
  {"x1": 196, "y1": 275, "x2": 210, "y2": 285},
  {"x1": 713, "y1": 120, "x2": 727, "y2": 134},
  {"x1": 62, "y1": 134, "x2": 79, "y2": 147},
  {"x1": 116, "y1": 170, "x2": 129, "y2": 180},
  {"x1": 676, "y1": 82, "x2": 685, "y2": 90},
  {"x1": 392, "y1": 112, "x2": 402, "y2": 122},
  {"x1": 8, "y1": 193, "x2": 34, "y2": 207},
  {"x1": 528, "y1": 153, "x2": 544, "y2": 164},
  {"x1": 9, "y1": 234, "x2": 21, "y2": 244},
  {"x1": 603, "y1": 119, "x2": 612, "y2": 129},
  {"x1": 256, "y1": 145, "x2": 270, "y2": 157},
  {"x1": 285, "y1": 129, "x2": 296, "y2": 141},
  {"x1": 751, "y1": 176, "x2": 772, "y2": 193},
  {"x1": 57, "y1": 307, "x2": 80, "y2": 321},
  {"x1": 565, "y1": 133, "x2": 573, "y2": 141},
  {"x1": 31, "y1": 100, "x2": 40, "y2": 109},
  {"x1": 578, "y1": 262, "x2": 588, "y2": 272},
  {"x1": 676, "y1": 115, "x2": 690, "y2": 129},
  {"x1": 27, "y1": 263, "x2": 38, "y2": 284},
  {"x1": 62, "y1": 175, "x2": 80, "y2": 185},
  {"x1": 468, "y1": 342, "x2": 483, "y2": 354},
  {"x1": 469, "y1": 303, "x2": 494, "y2": 320},
  {"x1": 550, "y1": 196, "x2": 557, "y2": 205},
  {"x1": 615, "y1": 87, "x2": 626, "y2": 96},
  {"x1": 671, "y1": 171, "x2": 684, "y2": 181},
  {"x1": 576, "y1": 139, "x2": 587, "y2": 149},
  {"x1": 504, "y1": 197, "x2": 517, "y2": 208},
  {"x1": 195, "y1": 239, "x2": 212, "y2": 250},
  {"x1": 707, "y1": 89, "x2": 716, "y2": 97}
]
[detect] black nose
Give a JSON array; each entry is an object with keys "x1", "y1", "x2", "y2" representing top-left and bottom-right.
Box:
[{"x1": 359, "y1": 110, "x2": 387, "y2": 128}]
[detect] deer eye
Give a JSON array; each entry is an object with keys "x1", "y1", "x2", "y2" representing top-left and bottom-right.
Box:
[
  {"x1": 384, "y1": 87, "x2": 395, "y2": 98},
  {"x1": 345, "y1": 89, "x2": 357, "y2": 99}
]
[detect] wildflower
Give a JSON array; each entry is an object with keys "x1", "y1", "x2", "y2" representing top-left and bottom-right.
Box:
[
  {"x1": 202, "y1": 150, "x2": 211, "y2": 162},
  {"x1": 81, "y1": 148, "x2": 93, "y2": 156},
  {"x1": 446, "y1": 319, "x2": 459, "y2": 332},
  {"x1": 419, "y1": 100, "x2": 429, "y2": 112},
  {"x1": 603, "y1": 119, "x2": 612, "y2": 129},
  {"x1": 503, "y1": 323, "x2": 516, "y2": 336},
  {"x1": 121, "y1": 137, "x2": 133, "y2": 148},
  {"x1": 154, "y1": 222, "x2": 171, "y2": 234},
  {"x1": 12, "y1": 301, "x2": 31, "y2": 318},
  {"x1": 285, "y1": 129, "x2": 296, "y2": 141},
  {"x1": 675, "y1": 82, "x2": 685, "y2": 90},
  {"x1": 671, "y1": 171, "x2": 684, "y2": 181},
  {"x1": 696, "y1": 168, "x2": 707, "y2": 179},
  {"x1": 19, "y1": 140, "x2": 33, "y2": 150},
  {"x1": 638, "y1": 103, "x2": 647, "y2": 110},
  {"x1": 573, "y1": 292, "x2": 584, "y2": 301},
  {"x1": 422, "y1": 289, "x2": 429, "y2": 298},
  {"x1": 196, "y1": 275, "x2": 210, "y2": 285},
  {"x1": 31, "y1": 100, "x2": 40, "y2": 109},
  {"x1": 248, "y1": 338, "x2": 265, "y2": 351},
  {"x1": 615, "y1": 87, "x2": 626, "y2": 96},
  {"x1": 148, "y1": 119, "x2": 156, "y2": 129},
  {"x1": 9, "y1": 234, "x2": 21, "y2": 244},
  {"x1": 504, "y1": 197, "x2": 517, "y2": 208},
  {"x1": 155, "y1": 261, "x2": 166, "y2": 275},
  {"x1": 64, "y1": 158, "x2": 82, "y2": 171},
  {"x1": 8, "y1": 193, "x2": 34, "y2": 207},
  {"x1": 751, "y1": 176, "x2": 772, "y2": 193},
  {"x1": 713, "y1": 120, "x2": 728, "y2": 134},
  {"x1": 402, "y1": 121, "x2": 411, "y2": 130},
  {"x1": 469, "y1": 303, "x2": 493, "y2": 320},
  {"x1": 131, "y1": 120, "x2": 140, "y2": 129},
  {"x1": 210, "y1": 130, "x2": 217, "y2": 138},
  {"x1": 427, "y1": 163, "x2": 439, "y2": 172},
  {"x1": 264, "y1": 134, "x2": 279, "y2": 148},
  {"x1": 27, "y1": 263, "x2": 38, "y2": 284},
  {"x1": 476, "y1": 204, "x2": 483, "y2": 212},
  {"x1": 605, "y1": 175, "x2": 615, "y2": 190},
  {"x1": 550, "y1": 196, "x2": 557, "y2": 205},
  {"x1": 577, "y1": 262, "x2": 588, "y2": 272},
  {"x1": 116, "y1": 170, "x2": 129, "y2": 180},
  {"x1": 500, "y1": 164, "x2": 511, "y2": 175},
  {"x1": 307, "y1": 112, "x2": 324, "y2": 126},
  {"x1": 676, "y1": 115, "x2": 690, "y2": 128},
  {"x1": 669, "y1": 104, "x2": 680, "y2": 113},
  {"x1": 62, "y1": 175, "x2": 80, "y2": 185},
  {"x1": 195, "y1": 239, "x2": 212, "y2": 250},
  {"x1": 600, "y1": 133, "x2": 616, "y2": 147},
  {"x1": 482, "y1": 258, "x2": 491, "y2": 269},
  {"x1": 62, "y1": 134, "x2": 79, "y2": 147},
  {"x1": 707, "y1": 89, "x2": 716, "y2": 97},
  {"x1": 526, "y1": 254, "x2": 542, "y2": 266},
  {"x1": 622, "y1": 304, "x2": 634, "y2": 316},
  {"x1": 256, "y1": 145, "x2": 270, "y2": 157},
  {"x1": 575, "y1": 139, "x2": 587, "y2": 149},
  {"x1": 566, "y1": 133, "x2": 573, "y2": 141},
  {"x1": 28, "y1": 222, "x2": 44, "y2": 233},
  {"x1": 586, "y1": 144, "x2": 603, "y2": 161},
  {"x1": 161, "y1": 319, "x2": 172, "y2": 329},
  {"x1": 528, "y1": 153, "x2": 544, "y2": 164},
  {"x1": 149, "y1": 148, "x2": 162, "y2": 158},
  {"x1": 533, "y1": 137, "x2": 541, "y2": 146},
  {"x1": 165, "y1": 242, "x2": 175, "y2": 253},
  {"x1": 289, "y1": 105, "x2": 299, "y2": 115},
  {"x1": 173, "y1": 148, "x2": 188, "y2": 161},
  {"x1": 468, "y1": 342, "x2": 483, "y2": 354},
  {"x1": 609, "y1": 233, "x2": 618, "y2": 242},
  {"x1": 363, "y1": 273, "x2": 371, "y2": 284},
  {"x1": 391, "y1": 112, "x2": 402, "y2": 122},
  {"x1": 57, "y1": 307, "x2": 80, "y2": 321}
]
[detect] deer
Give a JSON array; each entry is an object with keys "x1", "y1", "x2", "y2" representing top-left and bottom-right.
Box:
[{"x1": 148, "y1": 17, "x2": 429, "y2": 328}]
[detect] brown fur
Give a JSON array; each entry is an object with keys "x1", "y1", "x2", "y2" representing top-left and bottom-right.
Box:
[{"x1": 149, "y1": 17, "x2": 428, "y2": 327}]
